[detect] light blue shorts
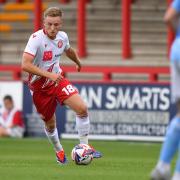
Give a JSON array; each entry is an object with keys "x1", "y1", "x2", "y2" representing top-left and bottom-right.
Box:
[
  {"x1": 170, "y1": 38, "x2": 180, "y2": 103},
  {"x1": 170, "y1": 38, "x2": 180, "y2": 61}
]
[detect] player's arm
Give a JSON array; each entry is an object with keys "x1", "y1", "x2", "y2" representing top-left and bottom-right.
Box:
[
  {"x1": 65, "y1": 47, "x2": 81, "y2": 72},
  {"x1": 164, "y1": 7, "x2": 179, "y2": 32},
  {"x1": 164, "y1": 0, "x2": 180, "y2": 33},
  {"x1": 22, "y1": 53, "x2": 62, "y2": 83}
]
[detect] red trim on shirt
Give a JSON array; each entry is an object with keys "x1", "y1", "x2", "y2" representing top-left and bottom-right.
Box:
[{"x1": 24, "y1": 52, "x2": 35, "y2": 57}]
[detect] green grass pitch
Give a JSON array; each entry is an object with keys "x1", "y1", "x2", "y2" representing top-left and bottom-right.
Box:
[{"x1": 0, "y1": 138, "x2": 171, "y2": 180}]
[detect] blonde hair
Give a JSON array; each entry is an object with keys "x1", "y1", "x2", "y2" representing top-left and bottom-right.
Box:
[{"x1": 44, "y1": 7, "x2": 62, "y2": 18}]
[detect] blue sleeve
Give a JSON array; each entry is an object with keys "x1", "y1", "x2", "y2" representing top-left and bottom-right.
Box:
[{"x1": 172, "y1": 0, "x2": 180, "y2": 12}]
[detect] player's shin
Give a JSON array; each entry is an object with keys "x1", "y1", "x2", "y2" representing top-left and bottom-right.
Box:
[
  {"x1": 76, "y1": 115, "x2": 90, "y2": 144},
  {"x1": 172, "y1": 144, "x2": 180, "y2": 180},
  {"x1": 44, "y1": 127, "x2": 63, "y2": 152},
  {"x1": 160, "y1": 117, "x2": 180, "y2": 162},
  {"x1": 155, "y1": 117, "x2": 180, "y2": 174}
]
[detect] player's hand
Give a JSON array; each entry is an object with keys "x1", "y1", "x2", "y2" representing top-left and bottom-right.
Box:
[
  {"x1": 49, "y1": 73, "x2": 62, "y2": 85},
  {"x1": 76, "y1": 63, "x2": 81, "y2": 72}
]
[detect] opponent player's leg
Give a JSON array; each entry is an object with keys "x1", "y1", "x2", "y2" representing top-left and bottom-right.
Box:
[
  {"x1": 161, "y1": 102, "x2": 180, "y2": 161},
  {"x1": 63, "y1": 94, "x2": 102, "y2": 158},
  {"x1": 171, "y1": 101, "x2": 180, "y2": 180},
  {"x1": 44, "y1": 114, "x2": 67, "y2": 164},
  {"x1": 151, "y1": 102, "x2": 180, "y2": 180},
  {"x1": 150, "y1": 119, "x2": 178, "y2": 180},
  {"x1": 150, "y1": 60, "x2": 180, "y2": 179},
  {"x1": 172, "y1": 141, "x2": 180, "y2": 180}
]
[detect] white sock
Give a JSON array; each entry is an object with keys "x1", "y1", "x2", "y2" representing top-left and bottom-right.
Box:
[
  {"x1": 157, "y1": 161, "x2": 170, "y2": 174},
  {"x1": 44, "y1": 128, "x2": 63, "y2": 152},
  {"x1": 76, "y1": 115, "x2": 90, "y2": 144},
  {"x1": 172, "y1": 172, "x2": 180, "y2": 180}
]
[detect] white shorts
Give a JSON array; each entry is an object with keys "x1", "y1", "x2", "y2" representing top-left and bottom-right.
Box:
[
  {"x1": 171, "y1": 60, "x2": 180, "y2": 103},
  {"x1": 6, "y1": 127, "x2": 24, "y2": 138}
]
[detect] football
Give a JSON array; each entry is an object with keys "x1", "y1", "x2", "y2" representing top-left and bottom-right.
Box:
[{"x1": 71, "y1": 144, "x2": 93, "y2": 165}]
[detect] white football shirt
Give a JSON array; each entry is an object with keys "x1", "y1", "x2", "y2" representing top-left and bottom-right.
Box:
[{"x1": 24, "y1": 29, "x2": 70, "y2": 89}]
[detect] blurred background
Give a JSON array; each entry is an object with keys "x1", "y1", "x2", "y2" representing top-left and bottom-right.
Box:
[{"x1": 0, "y1": 0, "x2": 173, "y2": 140}]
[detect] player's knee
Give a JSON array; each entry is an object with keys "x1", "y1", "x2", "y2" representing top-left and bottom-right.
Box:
[
  {"x1": 45, "y1": 120, "x2": 56, "y2": 133},
  {"x1": 45, "y1": 125, "x2": 55, "y2": 133},
  {"x1": 76, "y1": 105, "x2": 88, "y2": 117}
]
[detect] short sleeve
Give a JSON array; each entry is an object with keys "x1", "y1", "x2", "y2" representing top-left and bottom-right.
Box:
[
  {"x1": 12, "y1": 111, "x2": 24, "y2": 127},
  {"x1": 64, "y1": 33, "x2": 70, "y2": 50},
  {"x1": 24, "y1": 33, "x2": 40, "y2": 56},
  {"x1": 172, "y1": 0, "x2": 180, "y2": 12}
]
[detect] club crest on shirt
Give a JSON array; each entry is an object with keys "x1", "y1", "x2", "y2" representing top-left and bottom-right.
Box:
[{"x1": 58, "y1": 40, "x2": 63, "y2": 48}]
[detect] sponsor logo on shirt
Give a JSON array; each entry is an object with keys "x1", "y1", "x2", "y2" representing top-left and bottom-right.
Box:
[
  {"x1": 55, "y1": 54, "x2": 61, "y2": 57},
  {"x1": 43, "y1": 51, "x2": 53, "y2": 61}
]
